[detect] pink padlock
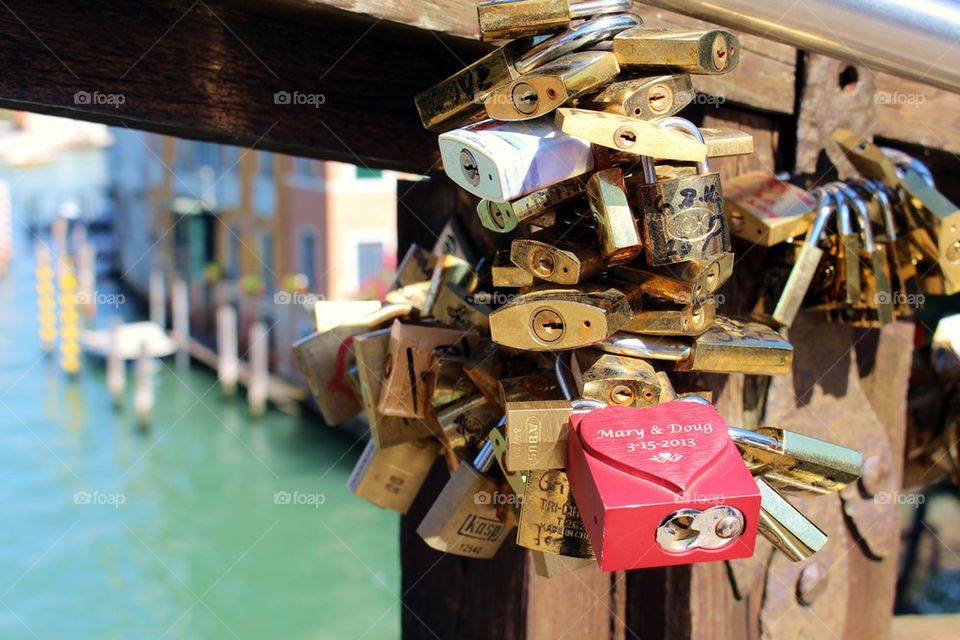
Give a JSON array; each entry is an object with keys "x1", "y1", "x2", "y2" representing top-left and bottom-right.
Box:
[{"x1": 567, "y1": 400, "x2": 760, "y2": 571}]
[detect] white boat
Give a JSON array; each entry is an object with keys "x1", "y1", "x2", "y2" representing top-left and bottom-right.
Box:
[{"x1": 79, "y1": 321, "x2": 178, "y2": 360}]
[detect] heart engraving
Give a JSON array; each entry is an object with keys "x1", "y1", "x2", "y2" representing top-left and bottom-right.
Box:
[{"x1": 574, "y1": 401, "x2": 731, "y2": 495}]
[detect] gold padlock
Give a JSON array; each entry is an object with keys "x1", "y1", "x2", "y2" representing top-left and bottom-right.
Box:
[
  {"x1": 587, "y1": 167, "x2": 642, "y2": 265},
  {"x1": 631, "y1": 118, "x2": 730, "y2": 266},
  {"x1": 377, "y1": 321, "x2": 485, "y2": 419},
  {"x1": 484, "y1": 50, "x2": 620, "y2": 121},
  {"x1": 489, "y1": 282, "x2": 634, "y2": 351},
  {"x1": 492, "y1": 248, "x2": 538, "y2": 287},
  {"x1": 571, "y1": 349, "x2": 660, "y2": 407},
  {"x1": 579, "y1": 74, "x2": 695, "y2": 120},
  {"x1": 612, "y1": 27, "x2": 740, "y2": 74},
  {"x1": 510, "y1": 227, "x2": 604, "y2": 284},
  {"x1": 555, "y1": 108, "x2": 707, "y2": 160},
  {"x1": 731, "y1": 426, "x2": 862, "y2": 495},
  {"x1": 425, "y1": 254, "x2": 479, "y2": 316},
  {"x1": 347, "y1": 437, "x2": 440, "y2": 514},
  {"x1": 431, "y1": 282, "x2": 492, "y2": 333},
  {"x1": 417, "y1": 441, "x2": 516, "y2": 558},
  {"x1": 755, "y1": 477, "x2": 827, "y2": 562},
  {"x1": 435, "y1": 394, "x2": 503, "y2": 462},
  {"x1": 723, "y1": 171, "x2": 817, "y2": 246},
  {"x1": 416, "y1": 13, "x2": 640, "y2": 131},
  {"x1": 353, "y1": 328, "x2": 437, "y2": 448},
  {"x1": 620, "y1": 294, "x2": 716, "y2": 336},
  {"x1": 463, "y1": 343, "x2": 508, "y2": 411},
  {"x1": 293, "y1": 303, "x2": 411, "y2": 425},
  {"x1": 476, "y1": 175, "x2": 583, "y2": 234},
  {"x1": 477, "y1": 0, "x2": 632, "y2": 41},
  {"x1": 599, "y1": 316, "x2": 793, "y2": 375},
  {"x1": 430, "y1": 354, "x2": 480, "y2": 411},
  {"x1": 392, "y1": 244, "x2": 437, "y2": 290},
  {"x1": 611, "y1": 262, "x2": 713, "y2": 306},
  {"x1": 517, "y1": 469, "x2": 595, "y2": 558}
]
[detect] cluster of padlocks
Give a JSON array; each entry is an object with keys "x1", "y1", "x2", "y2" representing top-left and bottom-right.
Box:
[{"x1": 289, "y1": 0, "x2": 960, "y2": 574}]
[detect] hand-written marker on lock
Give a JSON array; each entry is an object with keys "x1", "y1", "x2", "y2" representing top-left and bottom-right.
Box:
[{"x1": 577, "y1": 402, "x2": 730, "y2": 494}]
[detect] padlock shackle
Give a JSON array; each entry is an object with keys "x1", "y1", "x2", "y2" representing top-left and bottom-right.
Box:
[
  {"x1": 655, "y1": 117, "x2": 710, "y2": 174},
  {"x1": 517, "y1": 12, "x2": 641, "y2": 74},
  {"x1": 826, "y1": 183, "x2": 854, "y2": 235},
  {"x1": 598, "y1": 332, "x2": 692, "y2": 361},
  {"x1": 804, "y1": 188, "x2": 835, "y2": 247},
  {"x1": 727, "y1": 426, "x2": 781, "y2": 452},
  {"x1": 472, "y1": 439, "x2": 496, "y2": 472},
  {"x1": 554, "y1": 352, "x2": 576, "y2": 401},
  {"x1": 571, "y1": 0, "x2": 633, "y2": 19},
  {"x1": 861, "y1": 179, "x2": 898, "y2": 241},
  {"x1": 879, "y1": 146, "x2": 935, "y2": 187},
  {"x1": 839, "y1": 184, "x2": 876, "y2": 251}
]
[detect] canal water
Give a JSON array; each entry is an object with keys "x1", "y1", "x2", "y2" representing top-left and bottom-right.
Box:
[{"x1": 0, "y1": 234, "x2": 401, "y2": 638}]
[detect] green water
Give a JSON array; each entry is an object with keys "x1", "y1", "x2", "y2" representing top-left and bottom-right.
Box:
[{"x1": 0, "y1": 243, "x2": 401, "y2": 639}]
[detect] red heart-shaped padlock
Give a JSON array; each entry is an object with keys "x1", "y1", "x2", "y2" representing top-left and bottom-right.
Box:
[{"x1": 576, "y1": 401, "x2": 729, "y2": 494}]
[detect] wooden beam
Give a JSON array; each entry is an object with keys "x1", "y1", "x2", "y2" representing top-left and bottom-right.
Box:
[{"x1": 0, "y1": 0, "x2": 486, "y2": 172}]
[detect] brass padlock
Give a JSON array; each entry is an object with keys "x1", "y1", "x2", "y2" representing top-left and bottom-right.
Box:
[
  {"x1": 730, "y1": 426, "x2": 862, "y2": 495},
  {"x1": 347, "y1": 437, "x2": 440, "y2": 514},
  {"x1": 612, "y1": 27, "x2": 740, "y2": 74},
  {"x1": 435, "y1": 394, "x2": 503, "y2": 462},
  {"x1": 431, "y1": 282, "x2": 492, "y2": 333},
  {"x1": 632, "y1": 118, "x2": 730, "y2": 266},
  {"x1": 770, "y1": 189, "x2": 835, "y2": 327},
  {"x1": 723, "y1": 171, "x2": 817, "y2": 246},
  {"x1": 830, "y1": 184, "x2": 863, "y2": 305},
  {"x1": 587, "y1": 167, "x2": 642, "y2": 264},
  {"x1": 579, "y1": 74, "x2": 695, "y2": 120},
  {"x1": 430, "y1": 354, "x2": 480, "y2": 411},
  {"x1": 492, "y1": 248, "x2": 538, "y2": 287},
  {"x1": 510, "y1": 227, "x2": 604, "y2": 284},
  {"x1": 599, "y1": 316, "x2": 793, "y2": 375},
  {"x1": 416, "y1": 13, "x2": 640, "y2": 131},
  {"x1": 477, "y1": 0, "x2": 631, "y2": 41},
  {"x1": 353, "y1": 328, "x2": 437, "y2": 449},
  {"x1": 517, "y1": 469, "x2": 595, "y2": 558},
  {"x1": 755, "y1": 477, "x2": 827, "y2": 562},
  {"x1": 293, "y1": 303, "x2": 411, "y2": 425},
  {"x1": 489, "y1": 282, "x2": 634, "y2": 350},
  {"x1": 392, "y1": 244, "x2": 437, "y2": 290},
  {"x1": 620, "y1": 294, "x2": 716, "y2": 336},
  {"x1": 571, "y1": 349, "x2": 660, "y2": 407},
  {"x1": 694, "y1": 127, "x2": 755, "y2": 158},
  {"x1": 476, "y1": 175, "x2": 584, "y2": 234},
  {"x1": 377, "y1": 321, "x2": 485, "y2": 418},
  {"x1": 501, "y1": 371, "x2": 570, "y2": 471},
  {"x1": 842, "y1": 184, "x2": 894, "y2": 324},
  {"x1": 484, "y1": 50, "x2": 620, "y2": 121},
  {"x1": 901, "y1": 170, "x2": 960, "y2": 293},
  {"x1": 611, "y1": 262, "x2": 713, "y2": 307},
  {"x1": 425, "y1": 254, "x2": 478, "y2": 316},
  {"x1": 417, "y1": 440, "x2": 516, "y2": 558},
  {"x1": 832, "y1": 129, "x2": 901, "y2": 187},
  {"x1": 490, "y1": 426, "x2": 527, "y2": 496},
  {"x1": 863, "y1": 179, "x2": 922, "y2": 309},
  {"x1": 463, "y1": 343, "x2": 508, "y2": 410},
  {"x1": 642, "y1": 251, "x2": 734, "y2": 297},
  {"x1": 555, "y1": 108, "x2": 707, "y2": 161}
]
